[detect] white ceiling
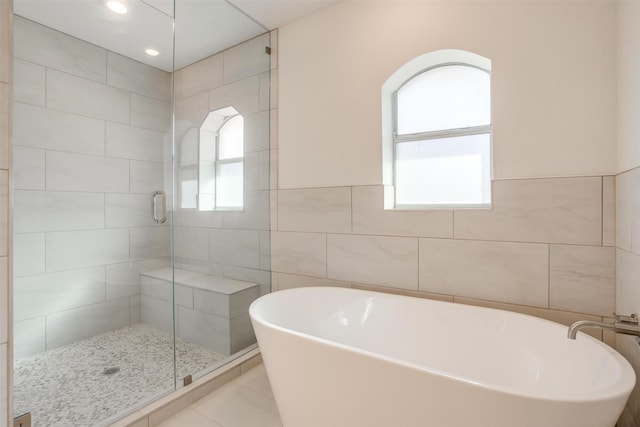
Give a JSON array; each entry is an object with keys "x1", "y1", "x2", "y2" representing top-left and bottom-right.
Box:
[{"x1": 13, "y1": 0, "x2": 340, "y2": 71}]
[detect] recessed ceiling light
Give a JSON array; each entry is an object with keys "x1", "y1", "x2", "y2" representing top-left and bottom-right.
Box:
[
  {"x1": 106, "y1": 0, "x2": 127, "y2": 14},
  {"x1": 145, "y1": 48, "x2": 160, "y2": 57}
]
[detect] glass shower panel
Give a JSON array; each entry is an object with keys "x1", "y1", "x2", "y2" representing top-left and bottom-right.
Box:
[
  {"x1": 11, "y1": 1, "x2": 176, "y2": 425},
  {"x1": 172, "y1": 2, "x2": 271, "y2": 384}
]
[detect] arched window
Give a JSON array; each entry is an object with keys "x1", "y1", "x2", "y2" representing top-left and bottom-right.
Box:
[{"x1": 382, "y1": 50, "x2": 492, "y2": 208}]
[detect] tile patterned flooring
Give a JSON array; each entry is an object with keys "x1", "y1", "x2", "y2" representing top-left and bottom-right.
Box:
[
  {"x1": 158, "y1": 364, "x2": 283, "y2": 427},
  {"x1": 13, "y1": 323, "x2": 226, "y2": 427}
]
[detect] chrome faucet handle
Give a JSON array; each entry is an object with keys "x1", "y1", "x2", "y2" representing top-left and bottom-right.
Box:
[{"x1": 613, "y1": 313, "x2": 639, "y2": 324}]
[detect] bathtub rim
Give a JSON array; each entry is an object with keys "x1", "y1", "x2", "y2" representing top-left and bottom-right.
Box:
[{"x1": 250, "y1": 286, "x2": 636, "y2": 405}]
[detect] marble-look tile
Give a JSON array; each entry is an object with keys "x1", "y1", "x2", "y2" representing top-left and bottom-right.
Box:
[
  {"x1": 175, "y1": 93, "x2": 209, "y2": 132},
  {"x1": 224, "y1": 34, "x2": 270, "y2": 84},
  {"x1": 176, "y1": 54, "x2": 223, "y2": 100},
  {"x1": 13, "y1": 59, "x2": 45, "y2": 106},
  {"x1": 223, "y1": 266, "x2": 271, "y2": 296},
  {"x1": 222, "y1": 190, "x2": 270, "y2": 231},
  {"x1": 14, "y1": 266, "x2": 106, "y2": 321},
  {"x1": 616, "y1": 169, "x2": 635, "y2": 252},
  {"x1": 130, "y1": 294, "x2": 142, "y2": 324},
  {"x1": 616, "y1": 248, "x2": 640, "y2": 315},
  {"x1": 174, "y1": 226, "x2": 210, "y2": 262},
  {"x1": 0, "y1": 82, "x2": 8, "y2": 170},
  {"x1": 45, "y1": 229, "x2": 130, "y2": 272},
  {"x1": 352, "y1": 185, "x2": 453, "y2": 238},
  {"x1": 230, "y1": 314, "x2": 256, "y2": 354},
  {"x1": 0, "y1": 171, "x2": 6, "y2": 257},
  {"x1": 108, "y1": 52, "x2": 171, "y2": 101},
  {"x1": 271, "y1": 231, "x2": 326, "y2": 277},
  {"x1": 13, "y1": 146, "x2": 45, "y2": 190},
  {"x1": 0, "y1": 257, "x2": 6, "y2": 342},
  {"x1": 192, "y1": 285, "x2": 259, "y2": 319},
  {"x1": 130, "y1": 227, "x2": 171, "y2": 260},
  {"x1": 549, "y1": 245, "x2": 615, "y2": 316},
  {"x1": 259, "y1": 71, "x2": 270, "y2": 112},
  {"x1": 274, "y1": 272, "x2": 350, "y2": 291},
  {"x1": 107, "y1": 123, "x2": 166, "y2": 163},
  {"x1": 13, "y1": 316, "x2": 46, "y2": 359},
  {"x1": 131, "y1": 160, "x2": 165, "y2": 194},
  {"x1": 177, "y1": 306, "x2": 230, "y2": 355},
  {"x1": 270, "y1": 108, "x2": 278, "y2": 150},
  {"x1": 630, "y1": 171, "x2": 640, "y2": 256},
  {"x1": 209, "y1": 75, "x2": 260, "y2": 116},
  {"x1": 13, "y1": 232, "x2": 45, "y2": 277},
  {"x1": 259, "y1": 230, "x2": 271, "y2": 270},
  {"x1": 420, "y1": 239, "x2": 549, "y2": 307},
  {"x1": 106, "y1": 258, "x2": 170, "y2": 301},
  {"x1": 245, "y1": 110, "x2": 270, "y2": 153},
  {"x1": 47, "y1": 69, "x2": 129, "y2": 123},
  {"x1": 46, "y1": 151, "x2": 129, "y2": 193},
  {"x1": 106, "y1": 193, "x2": 160, "y2": 228},
  {"x1": 14, "y1": 16, "x2": 106, "y2": 82},
  {"x1": 131, "y1": 94, "x2": 171, "y2": 132},
  {"x1": 244, "y1": 150, "x2": 270, "y2": 192},
  {"x1": 141, "y1": 276, "x2": 193, "y2": 309},
  {"x1": 13, "y1": 102, "x2": 105, "y2": 155},
  {"x1": 454, "y1": 177, "x2": 602, "y2": 245},
  {"x1": 277, "y1": 187, "x2": 351, "y2": 233},
  {"x1": 141, "y1": 295, "x2": 174, "y2": 334},
  {"x1": 327, "y1": 234, "x2": 418, "y2": 290},
  {"x1": 351, "y1": 283, "x2": 454, "y2": 303},
  {"x1": 602, "y1": 176, "x2": 616, "y2": 247},
  {"x1": 13, "y1": 190, "x2": 105, "y2": 233},
  {"x1": 209, "y1": 229, "x2": 260, "y2": 269}
]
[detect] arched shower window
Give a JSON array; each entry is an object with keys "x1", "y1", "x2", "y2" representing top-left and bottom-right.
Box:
[{"x1": 382, "y1": 50, "x2": 492, "y2": 208}]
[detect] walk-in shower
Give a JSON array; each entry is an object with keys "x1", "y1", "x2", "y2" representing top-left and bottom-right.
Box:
[{"x1": 11, "y1": 1, "x2": 271, "y2": 425}]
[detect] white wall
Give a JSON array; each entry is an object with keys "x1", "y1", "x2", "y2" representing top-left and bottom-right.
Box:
[
  {"x1": 278, "y1": 0, "x2": 617, "y2": 189},
  {"x1": 615, "y1": 1, "x2": 640, "y2": 426}
]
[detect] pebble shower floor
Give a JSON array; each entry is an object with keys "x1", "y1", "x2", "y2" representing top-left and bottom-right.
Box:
[{"x1": 13, "y1": 323, "x2": 226, "y2": 427}]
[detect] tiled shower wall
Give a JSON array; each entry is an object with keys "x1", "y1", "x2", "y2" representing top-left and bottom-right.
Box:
[
  {"x1": 11, "y1": 17, "x2": 171, "y2": 359},
  {"x1": 172, "y1": 32, "x2": 274, "y2": 296},
  {"x1": 0, "y1": 0, "x2": 11, "y2": 424}
]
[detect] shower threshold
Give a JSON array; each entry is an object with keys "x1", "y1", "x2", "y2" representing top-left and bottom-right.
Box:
[{"x1": 13, "y1": 323, "x2": 225, "y2": 427}]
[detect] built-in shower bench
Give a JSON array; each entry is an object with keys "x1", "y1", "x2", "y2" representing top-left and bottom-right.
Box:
[{"x1": 139, "y1": 267, "x2": 260, "y2": 356}]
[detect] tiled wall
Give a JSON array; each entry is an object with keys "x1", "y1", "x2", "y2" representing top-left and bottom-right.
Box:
[
  {"x1": 0, "y1": 0, "x2": 10, "y2": 424},
  {"x1": 11, "y1": 16, "x2": 171, "y2": 359},
  {"x1": 615, "y1": 1, "x2": 640, "y2": 426},
  {"x1": 172, "y1": 32, "x2": 274, "y2": 298}
]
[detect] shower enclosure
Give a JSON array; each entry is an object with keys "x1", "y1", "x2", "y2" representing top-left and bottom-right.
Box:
[{"x1": 11, "y1": 1, "x2": 271, "y2": 425}]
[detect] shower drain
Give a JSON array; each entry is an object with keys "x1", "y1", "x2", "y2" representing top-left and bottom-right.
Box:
[{"x1": 102, "y1": 367, "x2": 120, "y2": 376}]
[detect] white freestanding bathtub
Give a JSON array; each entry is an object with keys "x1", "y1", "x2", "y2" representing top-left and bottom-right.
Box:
[{"x1": 249, "y1": 287, "x2": 635, "y2": 427}]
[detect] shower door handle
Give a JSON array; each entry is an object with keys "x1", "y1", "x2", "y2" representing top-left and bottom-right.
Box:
[{"x1": 152, "y1": 191, "x2": 167, "y2": 224}]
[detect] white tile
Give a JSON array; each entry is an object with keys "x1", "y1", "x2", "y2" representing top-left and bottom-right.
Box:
[
  {"x1": 13, "y1": 146, "x2": 45, "y2": 190},
  {"x1": 14, "y1": 233, "x2": 45, "y2": 277},
  {"x1": 46, "y1": 297, "x2": 130, "y2": 350},
  {"x1": 209, "y1": 229, "x2": 260, "y2": 269},
  {"x1": 106, "y1": 123, "x2": 166, "y2": 163},
  {"x1": 209, "y1": 75, "x2": 260, "y2": 115},
  {"x1": 106, "y1": 193, "x2": 159, "y2": 228},
  {"x1": 259, "y1": 71, "x2": 270, "y2": 112},
  {"x1": 13, "y1": 190, "x2": 105, "y2": 233},
  {"x1": 14, "y1": 266, "x2": 106, "y2": 321},
  {"x1": 107, "y1": 52, "x2": 171, "y2": 101},
  {"x1": 131, "y1": 94, "x2": 171, "y2": 132},
  {"x1": 352, "y1": 185, "x2": 453, "y2": 237},
  {"x1": 275, "y1": 273, "x2": 350, "y2": 291},
  {"x1": 177, "y1": 306, "x2": 230, "y2": 355},
  {"x1": 271, "y1": 231, "x2": 326, "y2": 277},
  {"x1": 131, "y1": 226, "x2": 171, "y2": 259},
  {"x1": 245, "y1": 111, "x2": 270, "y2": 153},
  {"x1": 244, "y1": 150, "x2": 270, "y2": 192},
  {"x1": 223, "y1": 34, "x2": 271, "y2": 84},
  {"x1": 47, "y1": 69, "x2": 129, "y2": 123},
  {"x1": 13, "y1": 317, "x2": 46, "y2": 359},
  {"x1": 174, "y1": 226, "x2": 210, "y2": 262},
  {"x1": 550, "y1": 245, "x2": 615, "y2": 316},
  {"x1": 327, "y1": 234, "x2": 418, "y2": 289},
  {"x1": 455, "y1": 177, "x2": 602, "y2": 245},
  {"x1": 230, "y1": 313, "x2": 256, "y2": 353},
  {"x1": 175, "y1": 93, "x2": 209, "y2": 132},
  {"x1": 46, "y1": 151, "x2": 129, "y2": 193},
  {"x1": 130, "y1": 295, "x2": 142, "y2": 324},
  {"x1": 419, "y1": 239, "x2": 549, "y2": 307},
  {"x1": 277, "y1": 187, "x2": 351, "y2": 233},
  {"x1": 46, "y1": 229, "x2": 130, "y2": 272},
  {"x1": 141, "y1": 294, "x2": 173, "y2": 333},
  {"x1": 14, "y1": 16, "x2": 107, "y2": 82},
  {"x1": 616, "y1": 170, "x2": 635, "y2": 252},
  {"x1": 176, "y1": 54, "x2": 223, "y2": 100},
  {"x1": 13, "y1": 102, "x2": 105, "y2": 155},
  {"x1": 106, "y1": 258, "x2": 170, "y2": 300},
  {"x1": 259, "y1": 230, "x2": 271, "y2": 270},
  {"x1": 222, "y1": 190, "x2": 270, "y2": 231},
  {"x1": 616, "y1": 249, "x2": 640, "y2": 315},
  {"x1": 602, "y1": 176, "x2": 616, "y2": 247},
  {"x1": 13, "y1": 59, "x2": 45, "y2": 105},
  {"x1": 131, "y1": 160, "x2": 165, "y2": 193},
  {"x1": 223, "y1": 266, "x2": 271, "y2": 296},
  {"x1": 193, "y1": 285, "x2": 259, "y2": 319},
  {"x1": 0, "y1": 0, "x2": 10, "y2": 84}
]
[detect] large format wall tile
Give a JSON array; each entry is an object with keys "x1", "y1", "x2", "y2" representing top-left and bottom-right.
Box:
[
  {"x1": 616, "y1": 170, "x2": 635, "y2": 252},
  {"x1": 277, "y1": 187, "x2": 351, "y2": 233},
  {"x1": 47, "y1": 69, "x2": 129, "y2": 123},
  {"x1": 13, "y1": 146, "x2": 44, "y2": 190},
  {"x1": 131, "y1": 94, "x2": 171, "y2": 132},
  {"x1": 0, "y1": 82, "x2": 8, "y2": 170},
  {"x1": 130, "y1": 160, "x2": 164, "y2": 193},
  {"x1": 209, "y1": 75, "x2": 260, "y2": 115},
  {"x1": 616, "y1": 248, "x2": 640, "y2": 315},
  {"x1": 0, "y1": 171, "x2": 6, "y2": 257},
  {"x1": 549, "y1": 245, "x2": 615, "y2": 316},
  {"x1": 174, "y1": 226, "x2": 210, "y2": 262},
  {"x1": 107, "y1": 52, "x2": 171, "y2": 101},
  {"x1": 46, "y1": 229, "x2": 130, "y2": 272},
  {"x1": 46, "y1": 151, "x2": 129, "y2": 193},
  {"x1": 327, "y1": 234, "x2": 418, "y2": 289},
  {"x1": 352, "y1": 186, "x2": 453, "y2": 238},
  {"x1": 271, "y1": 231, "x2": 326, "y2": 277},
  {"x1": 106, "y1": 122, "x2": 165, "y2": 163},
  {"x1": 419, "y1": 238, "x2": 549, "y2": 307},
  {"x1": 13, "y1": 317, "x2": 46, "y2": 359},
  {"x1": 13, "y1": 233, "x2": 45, "y2": 277},
  {"x1": 455, "y1": 177, "x2": 602, "y2": 245},
  {"x1": 209, "y1": 229, "x2": 260, "y2": 269},
  {"x1": 223, "y1": 34, "x2": 270, "y2": 84},
  {"x1": 13, "y1": 59, "x2": 45, "y2": 106},
  {"x1": 603, "y1": 176, "x2": 616, "y2": 247},
  {"x1": 175, "y1": 54, "x2": 223, "y2": 100},
  {"x1": 275, "y1": 272, "x2": 351, "y2": 291},
  {"x1": 105, "y1": 258, "x2": 169, "y2": 300},
  {"x1": 105, "y1": 193, "x2": 159, "y2": 228},
  {"x1": 130, "y1": 227, "x2": 170, "y2": 259},
  {"x1": 0, "y1": 258, "x2": 6, "y2": 343}
]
